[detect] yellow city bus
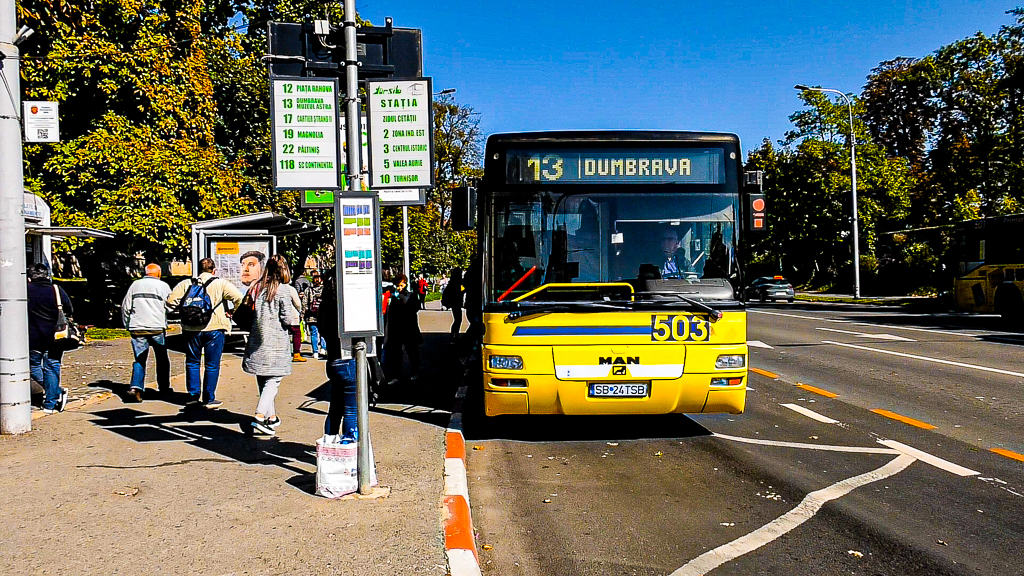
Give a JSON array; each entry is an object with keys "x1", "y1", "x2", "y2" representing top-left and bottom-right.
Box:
[
  {"x1": 953, "y1": 214, "x2": 1024, "y2": 320},
  {"x1": 459, "y1": 131, "x2": 758, "y2": 416}
]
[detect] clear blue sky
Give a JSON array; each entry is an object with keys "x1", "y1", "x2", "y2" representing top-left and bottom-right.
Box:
[{"x1": 359, "y1": 1, "x2": 1018, "y2": 158}]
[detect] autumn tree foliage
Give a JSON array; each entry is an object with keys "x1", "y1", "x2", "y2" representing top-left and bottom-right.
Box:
[{"x1": 17, "y1": 0, "x2": 259, "y2": 260}]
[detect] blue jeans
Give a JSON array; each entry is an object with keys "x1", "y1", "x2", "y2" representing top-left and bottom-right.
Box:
[
  {"x1": 308, "y1": 323, "x2": 327, "y2": 354},
  {"x1": 130, "y1": 333, "x2": 170, "y2": 391},
  {"x1": 184, "y1": 330, "x2": 225, "y2": 402},
  {"x1": 324, "y1": 359, "x2": 357, "y2": 439},
  {"x1": 29, "y1": 349, "x2": 63, "y2": 410}
]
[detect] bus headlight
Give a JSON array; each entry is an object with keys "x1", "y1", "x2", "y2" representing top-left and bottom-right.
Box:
[
  {"x1": 489, "y1": 355, "x2": 524, "y2": 370},
  {"x1": 715, "y1": 354, "x2": 746, "y2": 369}
]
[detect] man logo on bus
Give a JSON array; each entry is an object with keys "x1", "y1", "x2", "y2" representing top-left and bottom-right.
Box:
[{"x1": 599, "y1": 356, "x2": 639, "y2": 365}]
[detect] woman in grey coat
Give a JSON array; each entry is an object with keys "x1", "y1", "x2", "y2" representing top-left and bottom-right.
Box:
[{"x1": 243, "y1": 254, "x2": 300, "y2": 435}]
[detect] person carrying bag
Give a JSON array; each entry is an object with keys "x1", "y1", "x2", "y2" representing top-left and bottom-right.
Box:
[{"x1": 52, "y1": 285, "x2": 83, "y2": 350}]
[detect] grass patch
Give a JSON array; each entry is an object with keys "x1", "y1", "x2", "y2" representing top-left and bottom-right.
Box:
[
  {"x1": 86, "y1": 327, "x2": 130, "y2": 340},
  {"x1": 794, "y1": 294, "x2": 891, "y2": 305}
]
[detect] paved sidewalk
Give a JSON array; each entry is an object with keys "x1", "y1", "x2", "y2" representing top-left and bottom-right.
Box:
[{"x1": 1, "y1": 310, "x2": 465, "y2": 575}]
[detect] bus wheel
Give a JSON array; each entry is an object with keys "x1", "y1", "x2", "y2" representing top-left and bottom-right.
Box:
[{"x1": 995, "y1": 287, "x2": 1024, "y2": 325}]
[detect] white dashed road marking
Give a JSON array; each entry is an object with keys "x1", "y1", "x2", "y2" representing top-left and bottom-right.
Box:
[{"x1": 781, "y1": 403, "x2": 839, "y2": 424}]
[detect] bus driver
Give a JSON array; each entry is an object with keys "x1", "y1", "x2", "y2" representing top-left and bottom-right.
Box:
[{"x1": 658, "y1": 226, "x2": 692, "y2": 279}]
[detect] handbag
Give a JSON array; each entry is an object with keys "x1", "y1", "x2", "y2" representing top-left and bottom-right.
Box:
[
  {"x1": 232, "y1": 287, "x2": 256, "y2": 331},
  {"x1": 52, "y1": 286, "x2": 83, "y2": 350}
]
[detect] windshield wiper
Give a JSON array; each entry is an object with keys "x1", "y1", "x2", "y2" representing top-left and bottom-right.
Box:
[
  {"x1": 503, "y1": 300, "x2": 631, "y2": 323},
  {"x1": 634, "y1": 292, "x2": 724, "y2": 321}
]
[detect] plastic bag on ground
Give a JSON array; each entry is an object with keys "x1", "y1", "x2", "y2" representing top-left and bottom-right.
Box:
[{"x1": 315, "y1": 434, "x2": 377, "y2": 498}]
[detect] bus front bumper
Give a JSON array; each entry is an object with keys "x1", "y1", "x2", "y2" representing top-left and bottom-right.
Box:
[{"x1": 482, "y1": 372, "x2": 747, "y2": 416}]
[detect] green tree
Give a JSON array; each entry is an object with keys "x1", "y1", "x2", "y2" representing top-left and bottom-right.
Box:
[
  {"x1": 379, "y1": 94, "x2": 482, "y2": 276},
  {"x1": 748, "y1": 91, "x2": 913, "y2": 291}
]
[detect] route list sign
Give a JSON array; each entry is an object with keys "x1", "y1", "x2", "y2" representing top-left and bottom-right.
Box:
[
  {"x1": 271, "y1": 78, "x2": 341, "y2": 190},
  {"x1": 366, "y1": 78, "x2": 434, "y2": 189}
]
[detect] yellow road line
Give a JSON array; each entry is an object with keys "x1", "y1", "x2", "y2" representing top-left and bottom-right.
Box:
[
  {"x1": 990, "y1": 448, "x2": 1024, "y2": 463},
  {"x1": 794, "y1": 383, "x2": 838, "y2": 398},
  {"x1": 871, "y1": 409, "x2": 937, "y2": 430},
  {"x1": 749, "y1": 367, "x2": 778, "y2": 379}
]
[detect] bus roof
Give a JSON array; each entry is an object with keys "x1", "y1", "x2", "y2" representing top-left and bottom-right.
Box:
[{"x1": 485, "y1": 130, "x2": 740, "y2": 148}]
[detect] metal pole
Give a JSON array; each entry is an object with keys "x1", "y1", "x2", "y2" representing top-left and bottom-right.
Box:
[
  {"x1": 0, "y1": 0, "x2": 32, "y2": 434},
  {"x1": 402, "y1": 205, "x2": 410, "y2": 280},
  {"x1": 341, "y1": 0, "x2": 372, "y2": 494},
  {"x1": 845, "y1": 96, "x2": 861, "y2": 299}
]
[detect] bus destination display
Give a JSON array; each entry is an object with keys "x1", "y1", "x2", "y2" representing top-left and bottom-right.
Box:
[{"x1": 506, "y1": 148, "x2": 724, "y2": 185}]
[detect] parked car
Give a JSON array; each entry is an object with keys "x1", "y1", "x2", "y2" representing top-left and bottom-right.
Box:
[{"x1": 745, "y1": 276, "x2": 795, "y2": 303}]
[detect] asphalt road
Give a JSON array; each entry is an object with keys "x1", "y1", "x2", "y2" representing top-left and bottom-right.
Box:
[{"x1": 462, "y1": 304, "x2": 1024, "y2": 575}]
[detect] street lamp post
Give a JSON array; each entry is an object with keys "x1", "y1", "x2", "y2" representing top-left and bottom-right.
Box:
[{"x1": 794, "y1": 84, "x2": 861, "y2": 299}]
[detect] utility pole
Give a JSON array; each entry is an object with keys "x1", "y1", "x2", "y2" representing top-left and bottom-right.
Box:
[
  {"x1": 402, "y1": 205, "x2": 410, "y2": 280},
  {"x1": 0, "y1": 0, "x2": 32, "y2": 434}
]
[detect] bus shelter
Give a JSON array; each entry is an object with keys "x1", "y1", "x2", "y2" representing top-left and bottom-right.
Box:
[{"x1": 191, "y1": 212, "x2": 319, "y2": 292}]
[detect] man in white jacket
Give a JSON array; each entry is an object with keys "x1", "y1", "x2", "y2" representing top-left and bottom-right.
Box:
[{"x1": 122, "y1": 263, "x2": 172, "y2": 402}]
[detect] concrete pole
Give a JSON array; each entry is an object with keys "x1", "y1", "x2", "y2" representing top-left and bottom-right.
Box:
[
  {"x1": 341, "y1": 0, "x2": 373, "y2": 494},
  {"x1": 402, "y1": 205, "x2": 410, "y2": 280},
  {"x1": 0, "y1": 0, "x2": 32, "y2": 434}
]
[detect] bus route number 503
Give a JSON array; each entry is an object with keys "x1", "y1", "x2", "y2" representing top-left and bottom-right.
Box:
[
  {"x1": 526, "y1": 155, "x2": 564, "y2": 182},
  {"x1": 651, "y1": 314, "x2": 709, "y2": 342}
]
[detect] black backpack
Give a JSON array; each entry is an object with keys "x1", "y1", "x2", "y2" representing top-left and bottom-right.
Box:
[{"x1": 179, "y1": 277, "x2": 218, "y2": 326}]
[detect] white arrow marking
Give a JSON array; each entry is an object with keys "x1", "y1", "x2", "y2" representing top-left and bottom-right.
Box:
[
  {"x1": 878, "y1": 439, "x2": 979, "y2": 477},
  {"x1": 670, "y1": 454, "x2": 916, "y2": 576}
]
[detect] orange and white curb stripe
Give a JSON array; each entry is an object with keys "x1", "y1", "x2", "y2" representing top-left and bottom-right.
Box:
[{"x1": 444, "y1": 386, "x2": 481, "y2": 576}]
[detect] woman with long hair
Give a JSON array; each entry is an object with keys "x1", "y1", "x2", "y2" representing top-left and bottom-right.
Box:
[{"x1": 242, "y1": 254, "x2": 300, "y2": 435}]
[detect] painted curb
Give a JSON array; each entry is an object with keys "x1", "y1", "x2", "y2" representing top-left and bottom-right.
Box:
[{"x1": 443, "y1": 386, "x2": 482, "y2": 576}]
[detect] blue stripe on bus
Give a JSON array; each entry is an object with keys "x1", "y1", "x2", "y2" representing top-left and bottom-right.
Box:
[{"x1": 512, "y1": 326, "x2": 649, "y2": 336}]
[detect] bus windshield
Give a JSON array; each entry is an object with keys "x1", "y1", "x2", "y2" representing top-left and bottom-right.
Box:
[{"x1": 489, "y1": 190, "x2": 738, "y2": 303}]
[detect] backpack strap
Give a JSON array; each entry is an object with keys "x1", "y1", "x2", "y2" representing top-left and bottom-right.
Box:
[{"x1": 202, "y1": 276, "x2": 229, "y2": 310}]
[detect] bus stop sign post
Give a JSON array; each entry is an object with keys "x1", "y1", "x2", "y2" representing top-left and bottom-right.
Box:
[{"x1": 339, "y1": 0, "x2": 375, "y2": 496}]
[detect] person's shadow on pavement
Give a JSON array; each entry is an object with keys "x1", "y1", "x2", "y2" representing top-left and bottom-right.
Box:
[{"x1": 87, "y1": 407, "x2": 319, "y2": 484}]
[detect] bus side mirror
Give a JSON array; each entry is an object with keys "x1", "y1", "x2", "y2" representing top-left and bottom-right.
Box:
[{"x1": 452, "y1": 186, "x2": 476, "y2": 231}]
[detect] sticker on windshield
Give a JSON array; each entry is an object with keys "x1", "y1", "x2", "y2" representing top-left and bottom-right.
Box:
[{"x1": 650, "y1": 314, "x2": 709, "y2": 342}]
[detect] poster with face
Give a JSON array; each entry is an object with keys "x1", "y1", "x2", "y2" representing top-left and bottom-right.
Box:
[{"x1": 210, "y1": 239, "x2": 272, "y2": 291}]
